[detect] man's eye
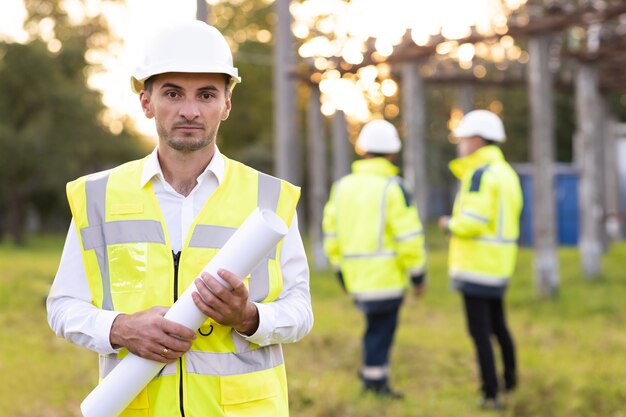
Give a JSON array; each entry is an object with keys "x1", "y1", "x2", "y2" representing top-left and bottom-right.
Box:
[
  {"x1": 201, "y1": 93, "x2": 214, "y2": 100},
  {"x1": 167, "y1": 91, "x2": 179, "y2": 98}
]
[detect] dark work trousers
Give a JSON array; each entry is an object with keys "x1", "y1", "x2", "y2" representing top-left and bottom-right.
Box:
[
  {"x1": 357, "y1": 298, "x2": 403, "y2": 379},
  {"x1": 462, "y1": 294, "x2": 516, "y2": 399}
]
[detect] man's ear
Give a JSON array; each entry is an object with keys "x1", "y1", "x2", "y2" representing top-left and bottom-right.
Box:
[
  {"x1": 139, "y1": 90, "x2": 154, "y2": 119},
  {"x1": 221, "y1": 93, "x2": 232, "y2": 121}
]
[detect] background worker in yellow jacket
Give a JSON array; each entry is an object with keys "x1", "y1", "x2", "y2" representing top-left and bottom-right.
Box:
[
  {"x1": 47, "y1": 21, "x2": 313, "y2": 417},
  {"x1": 438, "y1": 110, "x2": 522, "y2": 409},
  {"x1": 323, "y1": 120, "x2": 427, "y2": 398}
]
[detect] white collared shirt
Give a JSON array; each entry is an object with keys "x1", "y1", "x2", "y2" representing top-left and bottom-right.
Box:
[{"x1": 47, "y1": 147, "x2": 313, "y2": 353}]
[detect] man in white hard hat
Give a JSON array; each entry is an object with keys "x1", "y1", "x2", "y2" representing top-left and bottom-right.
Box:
[
  {"x1": 47, "y1": 20, "x2": 313, "y2": 417},
  {"x1": 438, "y1": 109, "x2": 522, "y2": 409},
  {"x1": 322, "y1": 119, "x2": 427, "y2": 398}
]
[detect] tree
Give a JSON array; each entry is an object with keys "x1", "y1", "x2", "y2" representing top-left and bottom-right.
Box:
[
  {"x1": 208, "y1": 0, "x2": 277, "y2": 174},
  {"x1": 0, "y1": 0, "x2": 148, "y2": 244}
]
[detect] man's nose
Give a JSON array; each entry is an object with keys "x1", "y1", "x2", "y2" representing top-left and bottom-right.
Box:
[{"x1": 179, "y1": 98, "x2": 200, "y2": 120}]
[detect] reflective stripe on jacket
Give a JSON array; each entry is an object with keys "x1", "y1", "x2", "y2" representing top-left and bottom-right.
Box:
[
  {"x1": 66, "y1": 154, "x2": 300, "y2": 417},
  {"x1": 447, "y1": 145, "x2": 522, "y2": 296},
  {"x1": 322, "y1": 157, "x2": 426, "y2": 301}
]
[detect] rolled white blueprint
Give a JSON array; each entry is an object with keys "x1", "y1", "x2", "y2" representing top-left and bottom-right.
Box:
[{"x1": 81, "y1": 208, "x2": 288, "y2": 417}]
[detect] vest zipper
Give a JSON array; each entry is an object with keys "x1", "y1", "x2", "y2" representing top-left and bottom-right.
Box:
[{"x1": 172, "y1": 251, "x2": 186, "y2": 417}]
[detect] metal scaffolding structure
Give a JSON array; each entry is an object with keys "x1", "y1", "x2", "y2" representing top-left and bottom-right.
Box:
[{"x1": 287, "y1": 0, "x2": 626, "y2": 289}]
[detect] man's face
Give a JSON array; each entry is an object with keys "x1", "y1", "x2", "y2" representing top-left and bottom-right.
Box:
[
  {"x1": 139, "y1": 72, "x2": 231, "y2": 153},
  {"x1": 457, "y1": 135, "x2": 485, "y2": 158}
]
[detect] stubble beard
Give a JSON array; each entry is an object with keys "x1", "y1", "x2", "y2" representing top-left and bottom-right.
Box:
[{"x1": 157, "y1": 122, "x2": 218, "y2": 154}]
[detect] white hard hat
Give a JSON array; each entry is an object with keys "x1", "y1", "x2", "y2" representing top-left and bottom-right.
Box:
[
  {"x1": 356, "y1": 120, "x2": 402, "y2": 154},
  {"x1": 131, "y1": 20, "x2": 241, "y2": 94},
  {"x1": 453, "y1": 110, "x2": 506, "y2": 142}
]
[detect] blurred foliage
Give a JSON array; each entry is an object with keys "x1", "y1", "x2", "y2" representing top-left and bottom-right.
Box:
[
  {"x1": 2, "y1": 0, "x2": 619, "y2": 242},
  {"x1": 209, "y1": 0, "x2": 276, "y2": 174},
  {"x1": 0, "y1": 0, "x2": 149, "y2": 244}
]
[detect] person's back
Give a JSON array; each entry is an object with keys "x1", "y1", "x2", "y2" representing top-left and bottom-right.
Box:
[
  {"x1": 332, "y1": 161, "x2": 392, "y2": 252},
  {"x1": 330, "y1": 157, "x2": 414, "y2": 295},
  {"x1": 323, "y1": 119, "x2": 426, "y2": 397}
]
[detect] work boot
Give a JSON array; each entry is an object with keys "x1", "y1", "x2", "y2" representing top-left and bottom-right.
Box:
[
  {"x1": 479, "y1": 397, "x2": 505, "y2": 411},
  {"x1": 362, "y1": 378, "x2": 404, "y2": 399}
]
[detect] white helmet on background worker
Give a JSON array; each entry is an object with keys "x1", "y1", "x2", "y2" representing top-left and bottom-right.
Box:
[
  {"x1": 131, "y1": 20, "x2": 241, "y2": 94},
  {"x1": 452, "y1": 110, "x2": 506, "y2": 142},
  {"x1": 356, "y1": 120, "x2": 402, "y2": 154}
]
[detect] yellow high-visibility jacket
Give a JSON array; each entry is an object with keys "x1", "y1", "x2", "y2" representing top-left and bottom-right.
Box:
[
  {"x1": 322, "y1": 157, "x2": 426, "y2": 301},
  {"x1": 66, "y1": 154, "x2": 300, "y2": 417},
  {"x1": 447, "y1": 145, "x2": 523, "y2": 297}
]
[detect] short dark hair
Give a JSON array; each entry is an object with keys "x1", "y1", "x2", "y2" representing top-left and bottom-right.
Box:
[
  {"x1": 366, "y1": 152, "x2": 391, "y2": 158},
  {"x1": 143, "y1": 76, "x2": 155, "y2": 92},
  {"x1": 141, "y1": 74, "x2": 231, "y2": 93}
]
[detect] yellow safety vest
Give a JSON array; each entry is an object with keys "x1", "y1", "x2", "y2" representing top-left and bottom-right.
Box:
[
  {"x1": 66, "y1": 154, "x2": 300, "y2": 417},
  {"x1": 447, "y1": 145, "x2": 523, "y2": 297},
  {"x1": 322, "y1": 158, "x2": 426, "y2": 301}
]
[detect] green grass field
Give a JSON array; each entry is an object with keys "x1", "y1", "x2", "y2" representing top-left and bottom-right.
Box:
[{"x1": 1, "y1": 233, "x2": 625, "y2": 417}]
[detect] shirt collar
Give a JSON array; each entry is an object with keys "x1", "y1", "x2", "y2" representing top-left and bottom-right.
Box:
[{"x1": 140, "y1": 146, "x2": 225, "y2": 188}]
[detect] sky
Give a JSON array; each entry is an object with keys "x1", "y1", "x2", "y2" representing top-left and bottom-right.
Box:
[
  {"x1": 0, "y1": 0, "x2": 528, "y2": 134},
  {"x1": 0, "y1": 0, "x2": 201, "y2": 137}
]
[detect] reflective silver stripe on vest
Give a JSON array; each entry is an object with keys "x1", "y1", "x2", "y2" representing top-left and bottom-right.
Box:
[
  {"x1": 99, "y1": 348, "x2": 283, "y2": 379},
  {"x1": 82, "y1": 175, "x2": 166, "y2": 311},
  {"x1": 188, "y1": 225, "x2": 237, "y2": 249},
  {"x1": 475, "y1": 237, "x2": 517, "y2": 244},
  {"x1": 352, "y1": 288, "x2": 405, "y2": 302},
  {"x1": 394, "y1": 230, "x2": 423, "y2": 242},
  {"x1": 231, "y1": 329, "x2": 251, "y2": 354},
  {"x1": 99, "y1": 353, "x2": 117, "y2": 379},
  {"x1": 377, "y1": 178, "x2": 396, "y2": 250},
  {"x1": 343, "y1": 251, "x2": 397, "y2": 259},
  {"x1": 98, "y1": 339, "x2": 283, "y2": 380},
  {"x1": 258, "y1": 172, "x2": 281, "y2": 212},
  {"x1": 461, "y1": 210, "x2": 489, "y2": 223},
  {"x1": 185, "y1": 345, "x2": 284, "y2": 377},
  {"x1": 82, "y1": 220, "x2": 165, "y2": 248},
  {"x1": 189, "y1": 225, "x2": 276, "y2": 261},
  {"x1": 99, "y1": 354, "x2": 176, "y2": 379},
  {"x1": 85, "y1": 174, "x2": 113, "y2": 311},
  {"x1": 450, "y1": 269, "x2": 509, "y2": 286},
  {"x1": 99, "y1": 346, "x2": 283, "y2": 379}
]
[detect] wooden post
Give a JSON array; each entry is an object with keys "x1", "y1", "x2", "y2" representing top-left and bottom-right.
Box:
[
  {"x1": 306, "y1": 86, "x2": 328, "y2": 270},
  {"x1": 331, "y1": 110, "x2": 351, "y2": 182},
  {"x1": 401, "y1": 61, "x2": 428, "y2": 222},
  {"x1": 457, "y1": 83, "x2": 475, "y2": 114},
  {"x1": 575, "y1": 64, "x2": 603, "y2": 277},
  {"x1": 597, "y1": 98, "x2": 609, "y2": 252},
  {"x1": 528, "y1": 35, "x2": 559, "y2": 296},
  {"x1": 273, "y1": 0, "x2": 301, "y2": 185},
  {"x1": 196, "y1": 0, "x2": 208, "y2": 21},
  {"x1": 604, "y1": 115, "x2": 621, "y2": 241}
]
